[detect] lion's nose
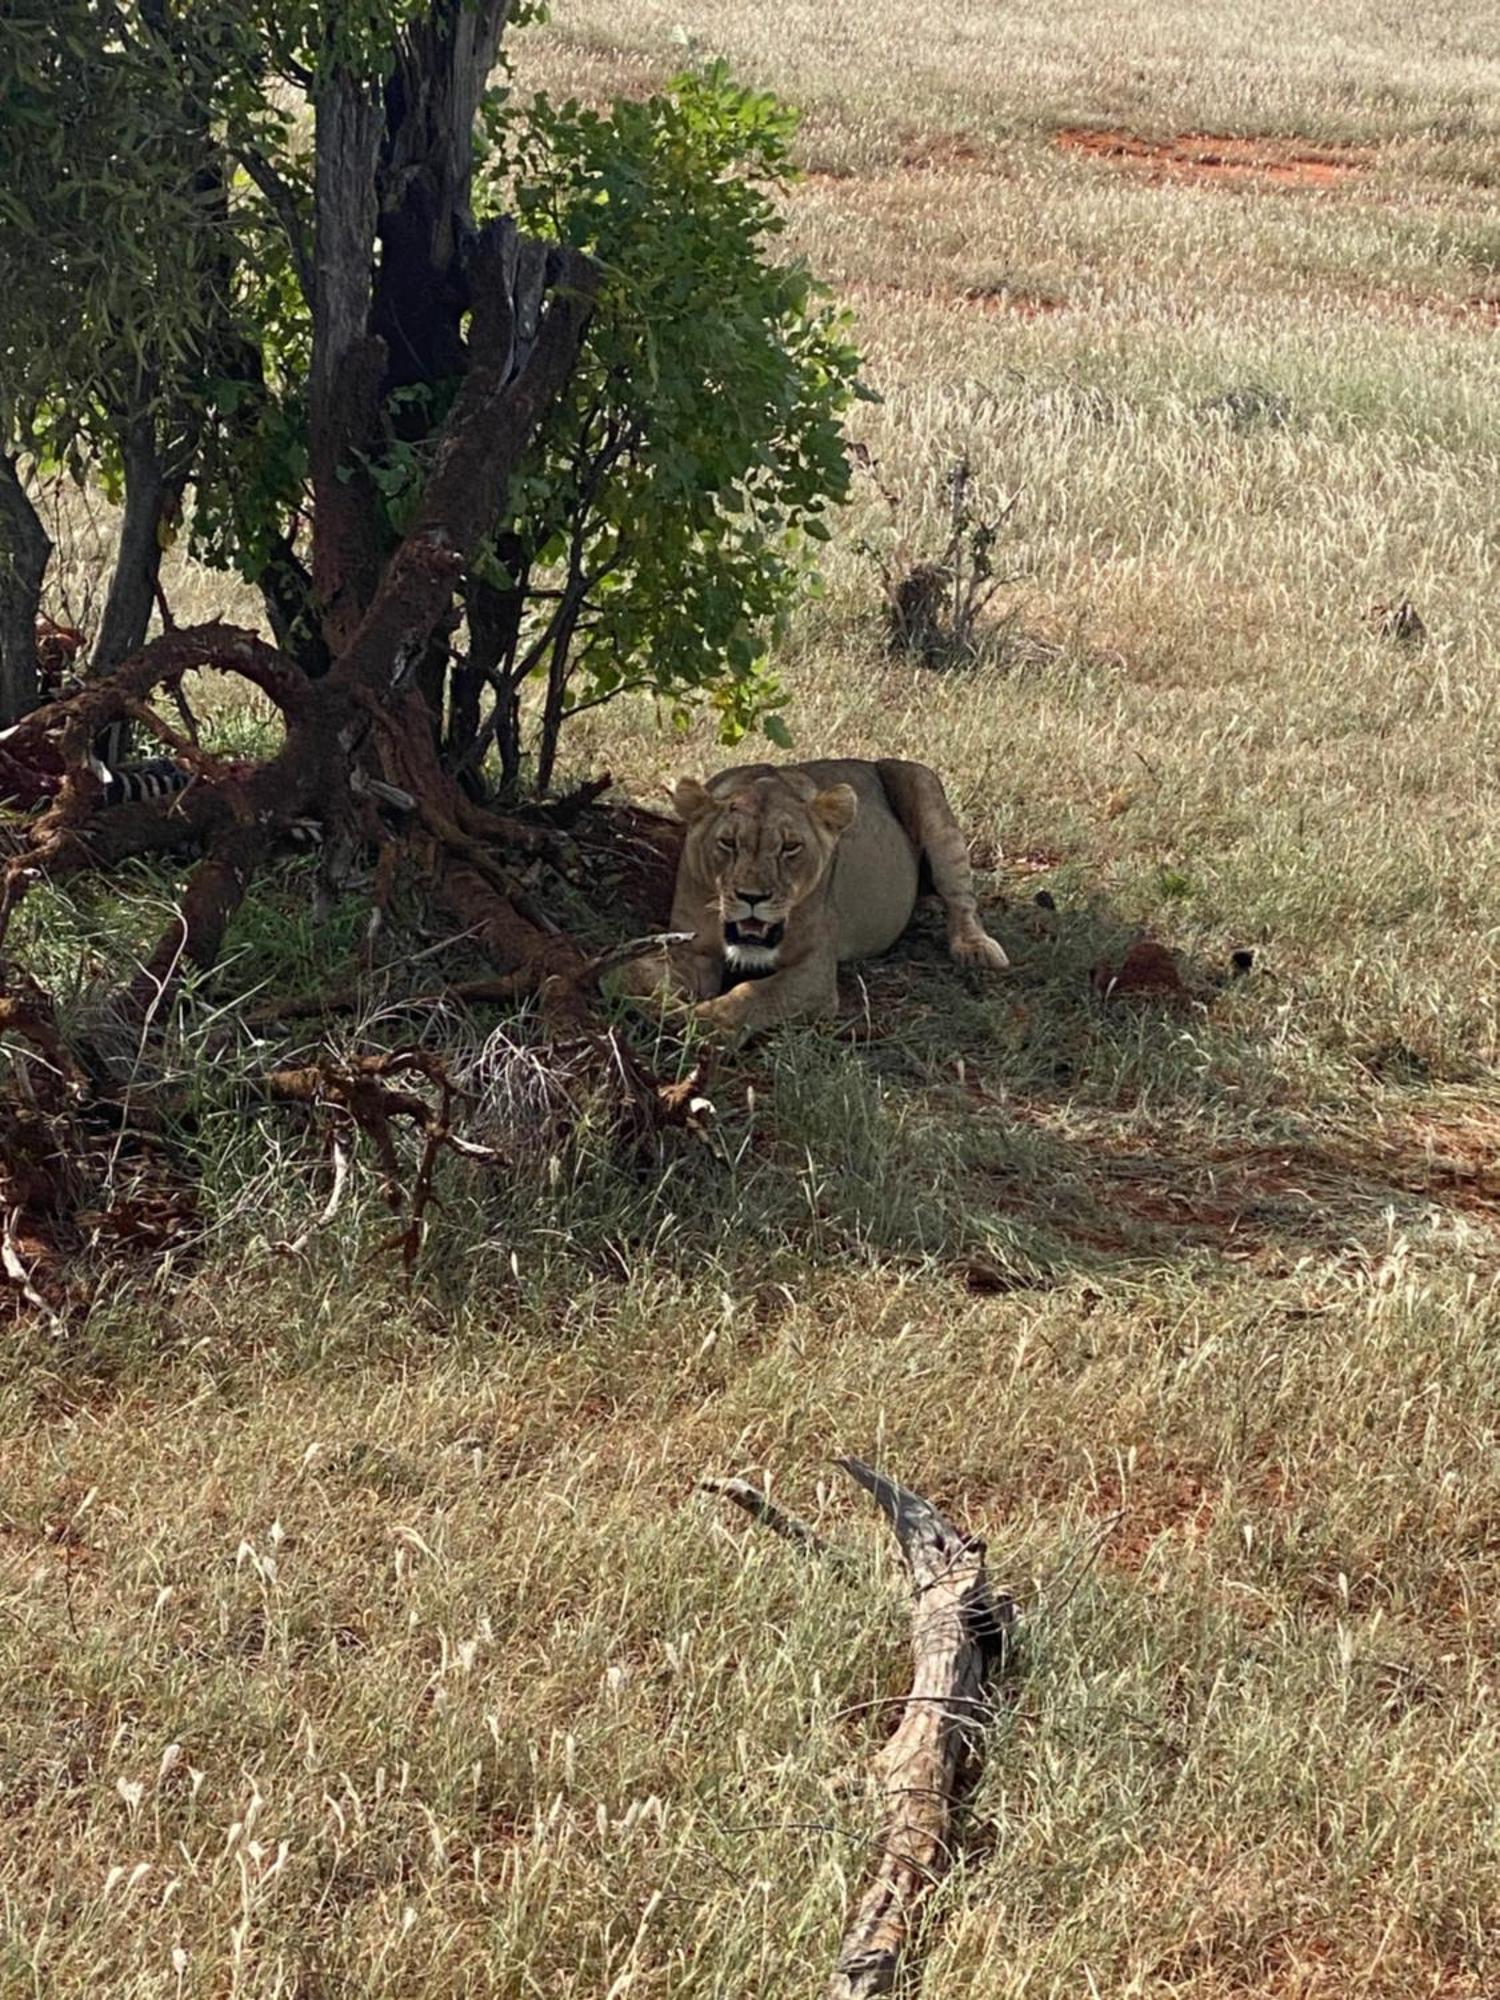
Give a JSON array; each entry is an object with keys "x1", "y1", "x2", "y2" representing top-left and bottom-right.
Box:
[{"x1": 736, "y1": 889, "x2": 769, "y2": 909}]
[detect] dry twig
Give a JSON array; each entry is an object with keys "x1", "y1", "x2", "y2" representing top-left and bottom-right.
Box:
[{"x1": 699, "y1": 1476, "x2": 849, "y2": 1563}]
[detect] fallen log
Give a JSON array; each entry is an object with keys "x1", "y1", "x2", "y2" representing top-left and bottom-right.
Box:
[
  {"x1": 829, "y1": 1457, "x2": 1015, "y2": 2000},
  {"x1": 702, "y1": 1458, "x2": 1016, "y2": 1995}
]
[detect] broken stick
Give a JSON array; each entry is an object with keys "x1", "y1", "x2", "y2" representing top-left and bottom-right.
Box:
[
  {"x1": 829, "y1": 1456, "x2": 1015, "y2": 2000},
  {"x1": 698, "y1": 1475, "x2": 848, "y2": 1564}
]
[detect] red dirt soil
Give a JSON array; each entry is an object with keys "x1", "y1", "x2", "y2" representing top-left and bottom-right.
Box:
[
  {"x1": 801, "y1": 132, "x2": 1006, "y2": 184},
  {"x1": 1401, "y1": 290, "x2": 1500, "y2": 330},
  {"x1": 1091, "y1": 1462, "x2": 1217, "y2": 1572},
  {"x1": 1057, "y1": 128, "x2": 1372, "y2": 191},
  {"x1": 1090, "y1": 939, "x2": 1187, "y2": 1003},
  {"x1": 842, "y1": 276, "x2": 1068, "y2": 319}
]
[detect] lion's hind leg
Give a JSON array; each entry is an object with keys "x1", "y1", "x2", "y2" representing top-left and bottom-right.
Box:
[{"x1": 874, "y1": 759, "x2": 1010, "y2": 971}]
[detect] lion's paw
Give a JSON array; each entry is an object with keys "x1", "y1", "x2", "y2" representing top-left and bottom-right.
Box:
[
  {"x1": 950, "y1": 928, "x2": 1010, "y2": 972},
  {"x1": 691, "y1": 992, "x2": 743, "y2": 1027}
]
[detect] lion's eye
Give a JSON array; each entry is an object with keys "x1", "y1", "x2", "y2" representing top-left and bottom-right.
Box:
[
  {"x1": 716, "y1": 834, "x2": 735, "y2": 852},
  {"x1": 782, "y1": 842, "x2": 802, "y2": 858}
]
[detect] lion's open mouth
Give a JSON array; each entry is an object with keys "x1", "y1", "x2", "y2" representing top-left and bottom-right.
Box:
[{"x1": 724, "y1": 917, "x2": 785, "y2": 951}]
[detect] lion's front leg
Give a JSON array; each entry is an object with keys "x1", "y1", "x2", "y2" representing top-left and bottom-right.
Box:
[
  {"x1": 694, "y1": 954, "x2": 838, "y2": 1031},
  {"x1": 608, "y1": 940, "x2": 721, "y2": 1009}
]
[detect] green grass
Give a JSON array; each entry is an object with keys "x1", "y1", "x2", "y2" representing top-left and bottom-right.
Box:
[{"x1": 7, "y1": 1, "x2": 1500, "y2": 1994}]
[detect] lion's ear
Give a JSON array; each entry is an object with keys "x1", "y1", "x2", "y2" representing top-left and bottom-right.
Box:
[
  {"x1": 672, "y1": 777, "x2": 713, "y2": 824},
  {"x1": 812, "y1": 784, "x2": 858, "y2": 836}
]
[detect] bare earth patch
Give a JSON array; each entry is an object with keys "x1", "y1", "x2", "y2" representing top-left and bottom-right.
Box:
[
  {"x1": 800, "y1": 129, "x2": 1007, "y2": 184},
  {"x1": 842, "y1": 276, "x2": 1069, "y2": 319},
  {"x1": 1392, "y1": 289, "x2": 1500, "y2": 331},
  {"x1": 1056, "y1": 127, "x2": 1373, "y2": 191}
]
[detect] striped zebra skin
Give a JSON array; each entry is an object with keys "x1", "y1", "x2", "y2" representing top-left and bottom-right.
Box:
[
  {"x1": 94, "y1": 756, "x2": 192, "y2": 808},
  {"x1": 93, "y1": 757, "x2": 322, "y2": 849}
]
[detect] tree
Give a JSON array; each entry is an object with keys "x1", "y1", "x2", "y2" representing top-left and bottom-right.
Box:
[{"x1": 0, "y1": 2, "x2": 859, "y2": 1035}]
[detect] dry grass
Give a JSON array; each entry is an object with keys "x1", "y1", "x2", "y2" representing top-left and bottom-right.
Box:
[{"x1": 7, "y1": 2, "x2": 1500, "y2": 1994}]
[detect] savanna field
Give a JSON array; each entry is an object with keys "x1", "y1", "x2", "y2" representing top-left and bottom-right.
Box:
[{"x1": 7, "y1": 3, "x2": 1500, "y2": 1994}]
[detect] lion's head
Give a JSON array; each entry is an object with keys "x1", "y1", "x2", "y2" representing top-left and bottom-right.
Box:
[{"x1": 673, "y1": 769, "x2": 859, "y2": 970}]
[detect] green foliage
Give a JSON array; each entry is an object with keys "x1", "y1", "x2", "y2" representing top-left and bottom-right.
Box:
[
  {"x1": 1, "y1": 0, "x2": 310, "y2": 518},
  {"x1": 2, "y1": 7, "x2": 859, "y2": 784},
  {"x1": 481, "y1": 64, "x2": 866, "y2": 766},
  {"x1": 1, "y1": 5, "x2": 216, "y2": 458},
  {"x1": 0, "y1": 0, "x2": 427, "y2": 481}
]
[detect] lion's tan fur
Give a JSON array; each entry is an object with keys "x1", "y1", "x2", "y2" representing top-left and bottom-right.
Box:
[{"x1": 622, "y1": 757, "x2": 1007, "y2": 1028}]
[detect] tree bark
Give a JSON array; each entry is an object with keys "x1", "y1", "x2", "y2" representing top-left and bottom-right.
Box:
[
  {"x1": 0, "y1": 454, "x2": 49, "y2": 723},
  {"x1": 308, "y1": 66, "x2": 386, "y2": 654},
  {"x1": 309, "y1": 6, "x2": 514, "y2": 665},
  {"x1": 374, "y1": 0, "x2": 514, "y2": 393},
  {"x1": 829, "y1": 1459, "x2": 1015, "y2": 2000},
  {"x1": 90, "y1": 416, "x2": 170, "y2": 680}
]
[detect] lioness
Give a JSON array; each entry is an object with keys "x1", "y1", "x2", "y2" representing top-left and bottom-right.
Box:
[{"x1": 626, "y1": 757, "x2": 1008, "y2": 1029}]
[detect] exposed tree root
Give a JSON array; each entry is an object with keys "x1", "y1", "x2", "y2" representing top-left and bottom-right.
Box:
[
  {"x1": 255, "y1": 930, "x2": 693, "y2": 1026},
  {"x1": 264, "y1": 1049, "x2": 497, "y2": 1271}
]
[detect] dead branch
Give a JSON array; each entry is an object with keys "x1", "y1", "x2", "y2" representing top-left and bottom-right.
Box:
[
  {"x1": 272, "y1": 1134, "x2": 351, "y2": 1257},
  {"x1": 264, "y1": 1049, "x2": 495, "y2": 1271},
  {"x1": 528, "y1": 770, "x2": 614, "y2": 827},
  {"x1": 703, "y1": 1456, "x2": 1017, "y2": 1995},
  {"x1": 253, "y1": 930, "x2": 694, "y2": 1025},
  {"x1": 829, "y1": 1457, "x2": 1015, "y2": 2000},
  {"x1": 699, "y1": 1475, "x2": 848, "y2": 1563}
]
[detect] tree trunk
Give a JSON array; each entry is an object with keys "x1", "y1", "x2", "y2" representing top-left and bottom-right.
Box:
[
  {"x1": 534, "y1": 593, "x2": 584, "y2": 797},
  {"x1": 374, "y1": 1, "x2": 514, "y2": 395},
  {"x1": 308, "y1": 67, "x2": 387, "y2": 656},
  {"x1": 367, "y1": 2, "x2": 518, "y2": 737},
  {"x1": 2, "y1": 9, "x2": 603, "y2": 1049},
  {"x1": 452, "y1": 540, "x2": 526, "y2": 780},
  {"x1": 90, "y1": 416, "x2": 170, "y2": 680},
  {"x1": 0, "y1": 454, "x2": 49, "y2": 723}
]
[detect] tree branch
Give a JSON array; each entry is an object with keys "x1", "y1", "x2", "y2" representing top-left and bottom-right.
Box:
[
  {"x1": 700, "y1": 1475, "x2": 850, "y2": 1563},
  {"x1": 561, "y1": 675, "x2": 658, "y2": 722},
  {"x1": 0, "y1": 623, "x2": 315, "y2": 950},
  {"x1": 238, "y1": 144, "x2": 317, "y2": 312}
]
